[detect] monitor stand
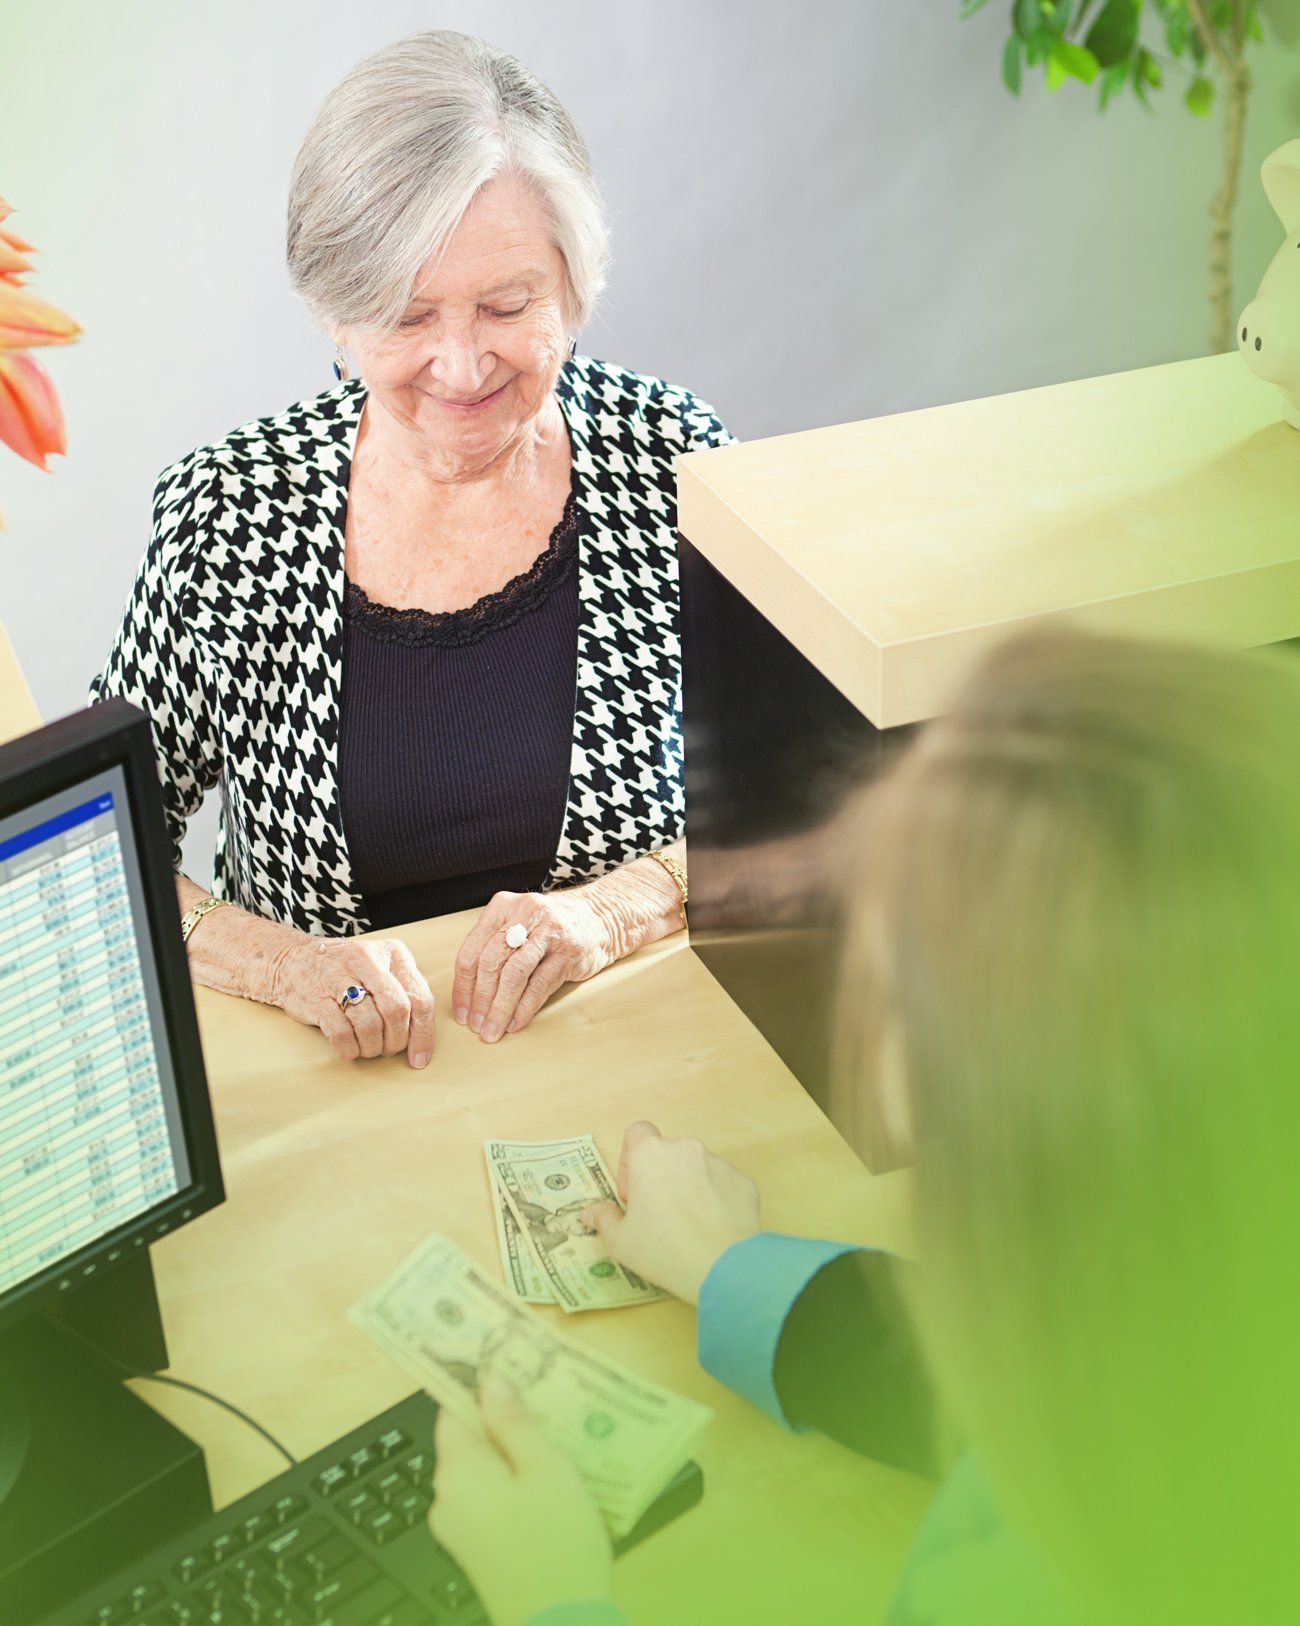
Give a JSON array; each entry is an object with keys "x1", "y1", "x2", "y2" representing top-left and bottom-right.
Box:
[{"x1": 0, "y1": 1252, "x2": 211, "y2": 1620}]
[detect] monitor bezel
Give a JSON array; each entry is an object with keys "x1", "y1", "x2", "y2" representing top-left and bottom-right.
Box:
[{"x1": 0, "y1": 698, "x2": 225, "y2": 1331}]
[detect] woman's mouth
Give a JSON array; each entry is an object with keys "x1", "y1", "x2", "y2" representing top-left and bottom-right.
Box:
[{"x1": 426, "y1": 379, "x2": 510, "y2": 413}]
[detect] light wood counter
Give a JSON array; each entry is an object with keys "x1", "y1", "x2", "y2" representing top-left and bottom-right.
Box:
[
  {"x1": 133, "y1": 911, "x2": 926, "y2": 1625},
  {"x1": 0, "y1": 621, "x2": 40, "y2": 746},
  {"x1": 679, "y1": 352, "x2": 1300, "y2": 727}
]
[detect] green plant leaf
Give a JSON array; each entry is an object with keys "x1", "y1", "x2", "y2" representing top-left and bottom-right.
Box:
[
  {"x1": 1085, "y1": 0, "x2": 1140, "y2": 67},
  {"x1": 1164, "y1": 7, "x2": 1190, "y2": 55},
  {"x1": 1140, "y1": 48, "x2": 1162, "y2": 86},
  {"x1": 1013, "y1": 0, "x2": 1042, "y2": 39},
  {"x1": 958, "y1": 0, "x2": 993, "y2": 17},
  {"x1": 1055, "y1": 39, "x2": 1101, "y2": 81},
  {"x1": 1003, "y1": 34, "x2": 1024, "y2": 94},
  {"x1": 1098, "y1": 57, "x2": 1130, "y2": 109},
  {"x1": 1184, "y1": 74, "x2": 1214, "y2": 115},
  {"x1": 1246, "y1": 3, "x2": 1263, "y2": 42},
  {"x1": 1045, "y1": 49, "x2": 1069, "y2": 89}
]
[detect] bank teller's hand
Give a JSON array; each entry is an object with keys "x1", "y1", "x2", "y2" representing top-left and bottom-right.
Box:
[
  {"x1": 582, "y1": 1121, "x2": 763, "y2": 1305},
  {"x1": 430, "y1": 1373, "x2": 612, "y2": 1626},
  {"x1": 266, "y1": 932, "x2": 436, "y2": 1068}
]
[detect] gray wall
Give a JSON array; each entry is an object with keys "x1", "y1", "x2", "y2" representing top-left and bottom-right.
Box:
[{"x1": 3, "y1": 0, "x2": 1299, "y2": 885}]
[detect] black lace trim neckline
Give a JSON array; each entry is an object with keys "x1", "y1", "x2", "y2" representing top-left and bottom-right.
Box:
[{"x1": 344, "y1": 484, "x2": 578, "y2": 649}]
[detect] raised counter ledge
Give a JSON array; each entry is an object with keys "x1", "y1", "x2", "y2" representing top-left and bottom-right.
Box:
[{"x1": 677, "y1": 352, "x2": 1300, "y2": 729}]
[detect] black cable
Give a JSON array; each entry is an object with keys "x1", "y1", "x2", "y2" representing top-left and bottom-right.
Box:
[
  {"x1": 56, "y1": 1314, "x2": 300, "y2": 1469},
  {"x1": 119, "y1": 1364, "x2": 299, "y2": 1468}
]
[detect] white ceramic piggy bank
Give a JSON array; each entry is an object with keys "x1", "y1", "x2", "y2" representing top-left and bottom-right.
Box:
[{"x1": 1237, "y1": 138, "x2": 1300, "y2": 428}]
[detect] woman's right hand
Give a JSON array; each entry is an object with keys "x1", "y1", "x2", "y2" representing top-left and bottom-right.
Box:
[
  {"x1": 581, "y1": 1121, "x2": 762, "y2": 1304},
  {"x1": 267, "y1": 930, "x2": 437, "y2": 1068}
]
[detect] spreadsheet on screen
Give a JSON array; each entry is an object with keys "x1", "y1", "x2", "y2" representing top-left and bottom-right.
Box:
[{"x1": 0, "y1": 767, "x2": 190, "y2": 1298}]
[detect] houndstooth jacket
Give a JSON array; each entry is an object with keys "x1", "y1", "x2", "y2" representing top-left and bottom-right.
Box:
[{"x1": 89, "y1": 354, "x2": 734, "y2": 937}]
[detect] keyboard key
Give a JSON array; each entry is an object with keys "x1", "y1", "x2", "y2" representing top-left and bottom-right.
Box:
[
  {"x1": 401, "y1": 1451, "x2": 432, "y2": 1486},
  {"x1": 363, "y1": 1602, "x2": 431, "y2": 1626},
  {"x1": 430, "y1": 1570, "x2": 474, "y2": 1615},
  {"x1": 375, "y1": 1428, "x2": 409, "y2": 1459},
  {"x1": 239, "y1": 1511, "x2": 273, "y2": 1546},
  {"x1": 340, "y1": 1487, "x2": 379, "y2": 1526},
  {"x1": 361, "y1": 1507, "x2": 400, "y2": 1548},
  {"x1": 304, "y1": 1531, "x2": 356, "y2": 1579},
  {"x1": 207, "y1": 1531, "x2": 240, "y2": 1565},
  {"x1": 311, "y1": 1464, "x2": 350, "y2": 1499},
  {"x1": 305, "y1": 1557, "x2": 384, "y2": 1614},
  {"x1": 372, "y1": 1468, "x2": 406, "y2": 1504},
  {"x1": 173, "y1": 1551, "x2": 212, "y2": 1587},
  {"x1": 312, "y1": 1574, "x2": 405, "y2": 1624},
  {"x1": 265, "y1": 1515, "x2": 331, "y2": 1565},
  {"x1": 392, "y1": 1487, "x2": 428, "y2": 1526},
  {"x1": 347, "y1": 1444, "x2": 380, "y2": 1479},
  {"x1": 269, "y1": 1493, "x2": 307, "y2": 1526}
]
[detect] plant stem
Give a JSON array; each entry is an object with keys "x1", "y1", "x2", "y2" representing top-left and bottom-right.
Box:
[{"x1": 1185, "y1": 0, "x2": 1251, "y2": 352}]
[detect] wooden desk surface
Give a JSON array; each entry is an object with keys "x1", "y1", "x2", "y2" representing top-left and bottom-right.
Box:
[
  {"x1": 679, "y1": 352, "x2": 1300, "y2": 727},
  {"x1": 134, "y1": 911, "x2": 927, "y2": 1625}
]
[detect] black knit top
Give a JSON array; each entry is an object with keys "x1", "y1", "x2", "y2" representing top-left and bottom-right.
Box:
[{"x1": 337, "y1": 486, "x2": 580, "y2": 928}]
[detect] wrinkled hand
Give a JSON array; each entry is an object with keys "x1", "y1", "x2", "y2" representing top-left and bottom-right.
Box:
[
  {"x1": 452, "y1": 887, "x2": 616, "y2": 1042},
  {"x1": 581, "y1": 1121, "x2": 763, "y2": 1305},
  {"x1": 430, "y1": 1373, "x2": 612, "y2": 1626},
  {"x1": 267, "y1": 930, "x2": 436, "y2": 1067}
]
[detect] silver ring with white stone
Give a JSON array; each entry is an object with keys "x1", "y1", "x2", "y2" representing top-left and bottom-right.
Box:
[{"x1": 504, "y1": 923, "x2": 530, "y2": 950}]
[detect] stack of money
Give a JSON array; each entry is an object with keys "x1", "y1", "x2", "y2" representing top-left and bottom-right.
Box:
[
  {"x1": 485, "y1": 1136, "x2": 666, "y2": 1311},
  {"x1": 349, "y1": 1232, "x2": 713, "y2": 1537}
]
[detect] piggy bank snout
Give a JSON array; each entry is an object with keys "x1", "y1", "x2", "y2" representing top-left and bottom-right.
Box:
[{"x1": 1237, "y1": 296, "x2": 1296, "y2": 386}]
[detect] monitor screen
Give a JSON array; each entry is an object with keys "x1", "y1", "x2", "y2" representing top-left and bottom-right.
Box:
[
  {"x1": 0, "y1": 701, "x2": 221, "y2": 1324},
  {"x1": 0, "y1": 765, "x2": 194, "y2": 1297}
]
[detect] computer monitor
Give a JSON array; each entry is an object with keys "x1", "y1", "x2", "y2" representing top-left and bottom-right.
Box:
[{"x1": 0, "y1": 698, "x2": 224, "y2": 1617}]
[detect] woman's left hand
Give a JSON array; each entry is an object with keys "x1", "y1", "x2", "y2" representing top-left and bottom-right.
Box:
[
  {"x1": 451, "y1": 886, "x2": 614, "y2": 1042},
  {"x1": 452, "y1": 858, "x2": 682, "y2": 1042},
  {"x1": 430, "y1": 1373, "x2": 613, "y2": 1626}
]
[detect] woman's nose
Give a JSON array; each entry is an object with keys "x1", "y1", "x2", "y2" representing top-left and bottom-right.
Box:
[{"x1": 427, "y1": 329, "x2": 493, "y2": 392}]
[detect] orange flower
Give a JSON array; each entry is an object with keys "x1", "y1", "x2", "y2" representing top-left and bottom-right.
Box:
[
  {"x1": 0, "y1": 235, "x2": 34, "y2": 279},
  {"x1": 0, "y1": 194, "x2": 79, "y2": 528},
  {"x1": 0, "y1": 281, "x2": 80, "y2": 348},
  {"x1": 0, "y1": 351, "x2": 67, "y2": 470}
]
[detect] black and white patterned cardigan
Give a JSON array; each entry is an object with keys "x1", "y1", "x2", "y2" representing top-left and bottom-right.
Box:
[{"x1": 89, "y1": 354, "x2": 734, "y2": 937}]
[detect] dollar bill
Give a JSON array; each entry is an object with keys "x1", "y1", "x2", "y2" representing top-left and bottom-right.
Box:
[
  {"x1": 492, "y1": 1179, "x2": 555, "y2": 1304},
  {"x1": 348, "y1": 1231, "x2": 712, "y2": 1536},
  {"x1": 485, "y1": 1137, "x2": 666, "y2": 1312}
]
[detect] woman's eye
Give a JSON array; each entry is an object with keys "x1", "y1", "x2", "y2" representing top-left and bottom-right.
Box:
[
  {"x1": 398, "y1": 313, "x2": 429, "y2": 329},
  {"x1": 487, "y1": 303, "x2": 529, "y2": 319}
]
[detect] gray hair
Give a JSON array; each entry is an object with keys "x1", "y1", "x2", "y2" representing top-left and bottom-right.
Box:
[{"x1": 286, "y1": 30, "x2": 609, "y2": 337}]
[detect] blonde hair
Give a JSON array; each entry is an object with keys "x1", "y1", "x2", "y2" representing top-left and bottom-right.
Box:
[
  {"x1": 834, "y1": 626, "x2": 1300, "y2": 1625},
  {"x1": 286, "y1": 30, "x2": 609, "y2": 337}
]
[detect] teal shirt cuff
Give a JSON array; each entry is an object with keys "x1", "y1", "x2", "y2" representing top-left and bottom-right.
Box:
[
  {"x1": 696, "y1": 1232, "x2": 859, "y2": 1428},
  {"x1": 525, "y1": 1604, "x2": 625, "y2": 1626}
]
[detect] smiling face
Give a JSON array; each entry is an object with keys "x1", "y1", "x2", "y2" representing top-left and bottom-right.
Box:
[{"x1": 335, "y1": 174, "x2": 572, "y2": 476}]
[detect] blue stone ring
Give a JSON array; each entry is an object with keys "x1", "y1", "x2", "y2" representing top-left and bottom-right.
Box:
[{"x1": 338, "y1": 983, "x2": 369, "y2": 1010}]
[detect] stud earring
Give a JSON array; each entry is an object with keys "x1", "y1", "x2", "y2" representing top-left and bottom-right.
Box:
[
  {"x1": 332, "y1": 346, "x2": 350, "y2": 382},
  {"x1": 567, "y1": 336, "x2": 577, "y2": 362}
]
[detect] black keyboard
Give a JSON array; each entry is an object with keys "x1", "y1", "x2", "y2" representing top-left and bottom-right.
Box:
[{"x1": 45, "y1": 1391, "x2": 703, "y2": 1626}]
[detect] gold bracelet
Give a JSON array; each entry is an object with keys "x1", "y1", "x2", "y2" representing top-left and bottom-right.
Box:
[
  {"x1": 180, "y1": 895, "x2": 231, "y2": 944},
  {"x1": 647, "y1": 849, "x2": 688, "y2": 928}
]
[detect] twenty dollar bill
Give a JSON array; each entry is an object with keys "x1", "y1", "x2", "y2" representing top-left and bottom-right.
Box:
[
  {"x1": 485, "y1": 1136, "x2": 665, "y2": 1312},
  {"x1": 348, "y1": 1231, "x2": 710, "y2": 1536}
]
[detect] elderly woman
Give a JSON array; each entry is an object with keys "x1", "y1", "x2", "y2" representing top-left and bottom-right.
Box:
[{"x1": 91, "y1": 30, "x2": 731, "y2": 1068}]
